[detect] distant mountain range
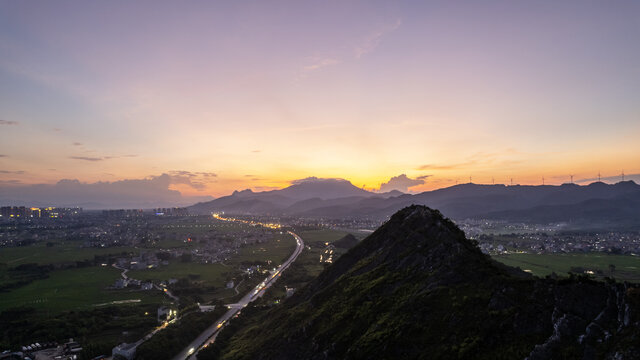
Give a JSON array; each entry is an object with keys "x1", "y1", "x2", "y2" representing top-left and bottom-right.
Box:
[
  {"x1": 201, "y1": 206, "x2": 640, "y2": 359},
  {"x1": 189, "y1": 179, "x2": 640, "y2": 228}
]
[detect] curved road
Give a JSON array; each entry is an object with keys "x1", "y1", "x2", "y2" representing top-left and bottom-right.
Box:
[{"x1": 172, "y1": 230, "x2": 304, "y2": 360}]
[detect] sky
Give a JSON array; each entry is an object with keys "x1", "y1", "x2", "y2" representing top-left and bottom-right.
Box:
[{"x1": 0, "y1": 0, "x2": 639, "y2": 205}]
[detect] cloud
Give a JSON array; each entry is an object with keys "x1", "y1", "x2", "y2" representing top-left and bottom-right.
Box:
[
  {"x1": 69, "y1": 154, "x2": 138, "y2": 162},
  {"x1": 167, "y1": 170, "x2": 217, "y2": 178},
  {"x1": 0, "y1": 120, "x2": 19, "y2": 126},
  {"x1": 252, "y1": 150, "x2": 261, "y2": 153},
  {"x1": 0, "y1": 179, "x2": 24, "y2": 185},
  {"x1": 418, "y1": 150, "x2": 524, "y2": 171},
  {"x1": 0, "y1": 174, "x2": 213, "y2": 208},
  {"x1": 167, "y1": 170, "x2": 217, "y2": 191},
  {"x1": 418, "y1": 162, "x2": 475, "y2": 171},
  {"x1": 70, "y1": 156, "x2": 104, "y2": 162},
  {"x1": 303, "y1": 58, "x2": 340, "y2": 72},
  {"x1": 252, "y1": 186, "x2": 280, "y2": 192},
  {"x1": 243, "y1": 175, "x2": 263, "y2": 181},
  {"x1": 72, "y1": 142, "x2": 83, "y2": 146},
  {"x1": 290, "y1": 177, "x2": 348, "y2": 185},
  {"x1": 355, "y1": 19, "x2": 402, "y2": 58},
  {"x1": 378, "y1": 174, "x2": 424, "y2": 193},
  {"x1": 0, "y1": 154, "x2": 7, "y2": 158},
  {"x1": 0, "y1": 170, "x2": 25, "y2": 174},
  {"x1": 297, "y1": 57, "x2": 341, "y2": 80},
  {"x1": 416, "y1": 175, "x2": 432, "y2": 180}
]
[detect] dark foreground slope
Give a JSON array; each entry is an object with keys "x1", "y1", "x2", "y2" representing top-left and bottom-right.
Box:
[{"x1": 203, "y1": 206, "x2": 640, "y2": 360}]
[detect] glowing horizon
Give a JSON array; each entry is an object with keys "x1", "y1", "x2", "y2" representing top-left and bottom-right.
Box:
[{"x1": 1, "y1": 1, "x2": 639, "y2": 200}]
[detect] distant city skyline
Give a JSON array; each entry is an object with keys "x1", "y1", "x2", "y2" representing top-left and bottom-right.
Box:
[{"x1": 1, "y1": 1, "x2": 639, "y2": 199}]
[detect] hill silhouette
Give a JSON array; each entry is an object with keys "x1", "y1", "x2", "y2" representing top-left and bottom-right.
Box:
[
  {"x1": 201, "y1": 206, "x2": 640, "y2": 360},
  {"x1": 332, "y1": 233, "x2": 359, "y2": 249}
]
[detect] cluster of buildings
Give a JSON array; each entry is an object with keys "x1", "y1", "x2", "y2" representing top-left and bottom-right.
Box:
[
  {"x1": 112, "y1": 278, "x2": 155, "y2": 290},
  {"x1": 0, "y1": 206, "x2": 82, "y2": 219},
  {"x1": 153, "y1": 207, "x2": 188, "y2": 216},
  {"x1": 477, "y1": 231, "x2": 640, "y2": 255},
  {"x1": 226, "y1": 214, "x2": 381, "y2": 232},
  {"x1": 101, "y1": 209, "x2": 144, "y2": 218},
  {"x1": 320, "y1": 243, "x2": 335, "y2": 263},
  {"x1": 114, "y1": 251, "x2": 165, "y2": 270},
  {"x1": 0, "y1": 339, "x2": 82, "y2": 360}
]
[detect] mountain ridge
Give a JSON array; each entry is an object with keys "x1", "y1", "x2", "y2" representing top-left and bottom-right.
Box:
[{"x1": 189, "y1": 180, "x2": 640, "y2": 228}]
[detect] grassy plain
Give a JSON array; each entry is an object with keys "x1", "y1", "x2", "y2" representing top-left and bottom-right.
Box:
[
  {"x1": 129, "y1": 262, "x2": 230, "y2": 286},
  {"x1": 0, "y1": 266, "x2": 165, "y2": 313},
  {"x1": 0, "y1": 242, "x2": 137, "y2": 267},
  {"x1": 493, "y1": 253, "x2": 640, "y2": 282},
  {"x1": 230, "y1": 232, "x2": 296, "y2": 266}
]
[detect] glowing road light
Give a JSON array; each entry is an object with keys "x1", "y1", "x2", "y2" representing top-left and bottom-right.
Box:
[{"x1": 188, "y1": 347, "x2": 195, "y2": 355}]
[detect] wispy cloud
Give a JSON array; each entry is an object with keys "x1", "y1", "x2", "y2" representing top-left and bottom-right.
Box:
[
  {"x1": 418, "y1": 162, "x2": 476, "y2": 171},
  {"x1": 0, "y1": 119, "x2": 19, "y2": 126},
  {"x1": 69, "y1": 154, "x2": 137, "y2": 162},
  {"x1": 0, "y1": 154, "x2": 7, "y2": 158},
  {"x1": 72, "y1": 142, "x2": 83, "y2": 146},
  {"x1": 303, "y1": 58, "x2": 340, "y2": 72},
  {"x1": 297, "y1": 19, "x2": 400, "y2": 80},
  {"x1": 355, "y1": 19, "x2": 402, "y2": 58},
  {"x1": 419, "y1": 150, "x2": 524, "y2": 171},
  {"x1": 0, "y1": 170, "x2": 25, "y2": 174},
  {"x1": 0, "y1": 179, "x2": 24, "y2": 185},
  {"x1": 169, "y1": 170, "x2": 217, "y2": 178},
  {"x1": 70, "y1": 156, "x2": 104, "y2": 162},
  {"x1": 297, "y1": 57, "x2": 341, "y2": 80}
]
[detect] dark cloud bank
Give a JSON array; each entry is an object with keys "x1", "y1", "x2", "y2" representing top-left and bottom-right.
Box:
[{"x1": 0, "y1": 174, "x2": 213, "y2": 209}]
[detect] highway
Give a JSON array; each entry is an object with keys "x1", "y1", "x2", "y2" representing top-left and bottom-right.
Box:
[{"x1": 171, "y1": 220, "x2": 304, "y2": 360}]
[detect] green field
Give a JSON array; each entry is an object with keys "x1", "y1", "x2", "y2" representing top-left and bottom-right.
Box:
[
  {"x1": 230, "y1": 232, "x2": 296, "y2": 266},
  {"x1": 125, "y1": 231, "x2": 297, "y2": 303},
  {"x1": 0, "y1": 242, "x2": 137, "y2": 267},
  {"x1": 129, "y1": 262, "x2": 230, "y2": 286},
  {"x1": 493, "y1": 253, "x2": 640, "y2": 282},
  {"x1": 0, "y1": 266, "x2": 165, "y2": 313}
]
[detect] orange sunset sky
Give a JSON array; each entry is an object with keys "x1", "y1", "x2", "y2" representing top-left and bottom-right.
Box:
[{"x1": 1, "y1": 1, "x2": 639, "y2": 200}]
